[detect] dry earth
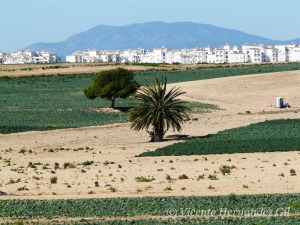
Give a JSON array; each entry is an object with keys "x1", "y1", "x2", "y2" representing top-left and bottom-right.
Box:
[
  {"x1": 0, "y1": 65, "x2": 147, "y2": 77},
  {"x1": 0, "y1": 62, "x2": 270, "y2": 77},
  {"x1": 0, "y1": 63, "x2": 204, "y2": 77},
  {"x1": 0, "y1": 70, "x2": 300, "y2": 200}
]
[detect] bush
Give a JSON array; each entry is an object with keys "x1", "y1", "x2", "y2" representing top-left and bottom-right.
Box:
[
  {"x1": 50, "y1": 177, "x2": 58, "y2": 184},
  {"x1": 135, "y1": 176, "x2": 154, "y2": 182},
  {"x1": 178, "y1": 174, "x2": 189, "y2": 179}
]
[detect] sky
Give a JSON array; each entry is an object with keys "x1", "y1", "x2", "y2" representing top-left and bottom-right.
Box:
[{"x1": 0, "y1": 0, "x2": 299, "y2": 52}]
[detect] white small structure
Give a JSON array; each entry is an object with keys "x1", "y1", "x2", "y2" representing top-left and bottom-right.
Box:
[{"x1": 276, "y1": 97, "x2": 284, "y2": 108}]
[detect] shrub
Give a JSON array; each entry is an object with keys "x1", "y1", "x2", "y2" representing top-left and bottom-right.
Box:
[
  {"x1": 83, "y1": 161, "x2": 94, "y2": 166},
  {"x1": 178, "y1": 174, "x2": 189, "y2": 179},
  {"x1": 208, "y1": 174, "x2": 218, "y2": 180},
  {"x1": 108, "y1": 187, "x2": 117, "y2": 192},
  {"x1": 219, "y1": 165, "x2": 234, "y2": 175},
  {"x1": 164, "y1": 186, "x2": 173, "y2": 191},
  {"x1": 54, "y1": 163, "x2": 60, "y2": 170},
  {"x1": 50, "y1": 177, "x2": 58, "y2": 184},
  {"x1": 135, "y1": 176, "x2": 154, "y2": 182},
  {"x1": 63, "y1": 162, "x2": 76, "y2": 169},
  {"x1": 290, "y1": 169, "x2": 297, "y2": 176}
]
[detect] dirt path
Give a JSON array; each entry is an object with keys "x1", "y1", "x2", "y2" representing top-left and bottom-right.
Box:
[{"x1": 1, "y1": 212, "x2": 299, "y2": 224}]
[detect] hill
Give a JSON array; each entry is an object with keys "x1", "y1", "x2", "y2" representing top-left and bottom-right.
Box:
[{"x1": 25, "y1": 21, "x2": 300, "y2": 58}]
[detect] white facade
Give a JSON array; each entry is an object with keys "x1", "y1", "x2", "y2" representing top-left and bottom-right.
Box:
[
  {"x1": 188, "y1": 48, "x2": 207, "y2": 63},
  {"x1": 2, "y1": 44, "x2": 300, "y2": 65},
  {"x1": 286, "y1": 44, "x2": 300, "y2": 62},
  {"x1": 1, "y1": 50, "x2": 58, "y2": 64},
  {"x1": 152, "y1": 48, "x2": 168, "y2": 63},
  {"x1": 263, "y1": 47, "x2": 279, "y2": 62},
  {"x1": 275, "y1": 45, "x2": 289, "y2": 62},
  {"x1": 64, "y1": 43, "x2": 300, "y2": 65},
  {"x1": 228, "y1": 52, "x2": 247, "y2": 63},
  {"x1": 290, "y1": 46, "x2": 300, "y2": 62}
]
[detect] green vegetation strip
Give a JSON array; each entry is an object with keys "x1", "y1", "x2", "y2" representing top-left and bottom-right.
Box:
[
  {"x1": 135, "y1": 62, "x2": 300, "y2": 84},
  {"x1": 2, "y1": 216, "x2": 300, "y2": 225},
  {"x1": 0, "y1": 75, "x2": 215, "y2": 134},
  {"x1": 0, "y1": 193, "x2": 299, "y2": 219},
  {"x1": 139, "y1": 119, "x2": 300, "y2": 156},
  {"x1": 31, "y1": 216, "x2": 300, "y2": 225},
  {"x1": 0, "y1": 63, "x2": 299, "y2": 134}
]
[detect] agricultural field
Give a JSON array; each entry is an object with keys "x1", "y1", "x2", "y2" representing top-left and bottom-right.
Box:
[
  {"x1": 135, "y1": 62, "x2": 300, "y2": 83},
  {"x1": 1, "y1": 66, "x2": 300, "y2": 224},
  {"x1": 1, "y1": 62, "x2": 300, "y2": 134},
  {"x1": 0, "y1": 193, "x2": 299, "y2": 224},
  {"x1": 139, "y1": 119, "x2": 300, "y2": 156},
  {"x1": 0, "y1": 74, "x2": 218, "y2": 134},
  {"x1": 0, "y1": 61, "x2": 300, "y2": 78}
]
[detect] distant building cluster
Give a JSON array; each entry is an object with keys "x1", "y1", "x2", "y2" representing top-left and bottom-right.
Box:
[
  {"x1": 66, "y1": 44, "x2": 300, "y2": 64},
  {"x1": 0, "y1": 50, "x2": 59, "y2": 64},
  {"x1": 1, "y1": 44, "x2": 300, "y2": 65}
]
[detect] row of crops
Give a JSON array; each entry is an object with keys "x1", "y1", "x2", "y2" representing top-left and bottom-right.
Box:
[
  {"x1": 135, "y1": 62, "x2": 300, "y2": 84},
  {"x1": 0, "y1": 72, "x2": 216, "y2": 134},
  {"x1": 2, "y1": 216, "x2": 300, "y2": 224},
  {"x1": 0, "y1": 193, "x2": 299, "y2": 221},
  {"x1": 0, "y1": 63, "x2": 299, "y2": 134},
  {"x1": 139, "y1": 119, "x2": 300, "y2": 156},
  {"x1": 0, "y1": 74, "x2": 132, "y2": 134}
]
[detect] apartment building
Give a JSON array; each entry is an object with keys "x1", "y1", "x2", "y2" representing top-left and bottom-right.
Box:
[
  {"x1": 188, "y1": 48, "x2": 207, "y2": 64},
  {"x1": 0, "y1": 52, "x2": 7, "y2": 63},
  {"x1": 65, "y1": 43, "x2": 300, "y2": 65},
  {"x1": 1, "y1": 50, "x2": 58, "y2": 64}
]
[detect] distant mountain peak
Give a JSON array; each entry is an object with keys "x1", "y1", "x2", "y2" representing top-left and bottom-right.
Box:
[{"x1": 24, "y1": 21, "x2": 299, "y2": 58}]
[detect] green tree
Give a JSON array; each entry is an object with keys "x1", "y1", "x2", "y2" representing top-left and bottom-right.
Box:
[
  {"x1": 84, "y1": 68, "x2": 140, "y2": 108},
  {"x1": 128, "y1": 77, "x2": 191, "y2": 142}
]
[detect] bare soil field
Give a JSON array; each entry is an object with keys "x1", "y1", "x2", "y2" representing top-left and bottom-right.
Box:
[
  {"x1": 0, "y1": 62, "x2": 273, "y2": 77},
  {"x1": 0, "y1": 63, "x2": 200, "y2": 77},
  {"x1": 0, "y1": 70, "x2": 299, "y2": 200},
  {"x1": 0, "y1": 64, "x2": 146, "y2": 77}
]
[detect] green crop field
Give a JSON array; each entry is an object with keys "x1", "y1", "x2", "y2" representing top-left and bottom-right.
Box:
[
  {"x1": 34, "y1": 216, "x2": 300, "y2": 225},
  {"x1": 0, "y1": 74, "x2": 128, "y2": 134},
  {"x1": 0, "y1": 74, "x2": 217, "y2": 134},
  {"x1": 135, "y1": 62, "x2": 300, "y2": 84},
  {"x1": 0, "y1": 63, "x2": 299, "y2": 134},
  {"x1": 3, "y1": 216, "x2": 300, "y2": 224},
  {"x1": 0, "y1": 193, "x2": 299, "y2": 224},
  {"x1": 139, "y1": 119, "x2": 300, "y2": 156}
]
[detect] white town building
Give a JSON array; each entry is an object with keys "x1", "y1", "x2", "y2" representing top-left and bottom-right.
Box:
[
  {"x1": 64, "y1": 43, "x2": 300, "y2": 65},
  {"x1": 1, "y1": 50, "x2": 59, "y2": 64}
]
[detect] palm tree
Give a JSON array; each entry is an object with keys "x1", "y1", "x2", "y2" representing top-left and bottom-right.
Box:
[{"x1": 128, "y1": 77, "x2": 191, "y2": 142}]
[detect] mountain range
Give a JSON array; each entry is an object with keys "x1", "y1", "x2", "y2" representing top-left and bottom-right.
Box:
[{"x1": 25, "y1": 21, "x2": 300, "y2": 58}]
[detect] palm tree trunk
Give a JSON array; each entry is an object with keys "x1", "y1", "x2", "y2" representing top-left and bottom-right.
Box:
[
  {"x1": 110, "y1": 97, "x2": 115, "y2": 108},
  {"x1": 153, "y1": 128, "x2": 164, "y2": 142}
]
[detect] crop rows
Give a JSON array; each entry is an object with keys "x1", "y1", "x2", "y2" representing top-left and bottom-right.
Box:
[
  {"x1": 0, "y1": 63, "x2": 299, "y2": 134},
  {"x1": 135, "y1": 62, "x2": 300, "y2": 84},
  {"x1": 1, "y1": 216, "x2": 300, "y2": 224},
  {"x1": 0, "y1": 193, "x2": 299, "y2": 219},
  {"x1": 0, "y1": 73, "x2": 217, "y2": 134},
  {"x1": 139, "y1": 119, "x2": 300, "y2": 156},
  {"x1": 0, "y1": 74, "x2": 128, "y2": 133},
  {"x1": 27, "y1": 216, "x2": 298, "y2": 225}
]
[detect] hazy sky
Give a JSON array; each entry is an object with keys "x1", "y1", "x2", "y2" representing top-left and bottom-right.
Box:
[{"x1": 0, "y1": 0, "x2": 299, "y2": 52}]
